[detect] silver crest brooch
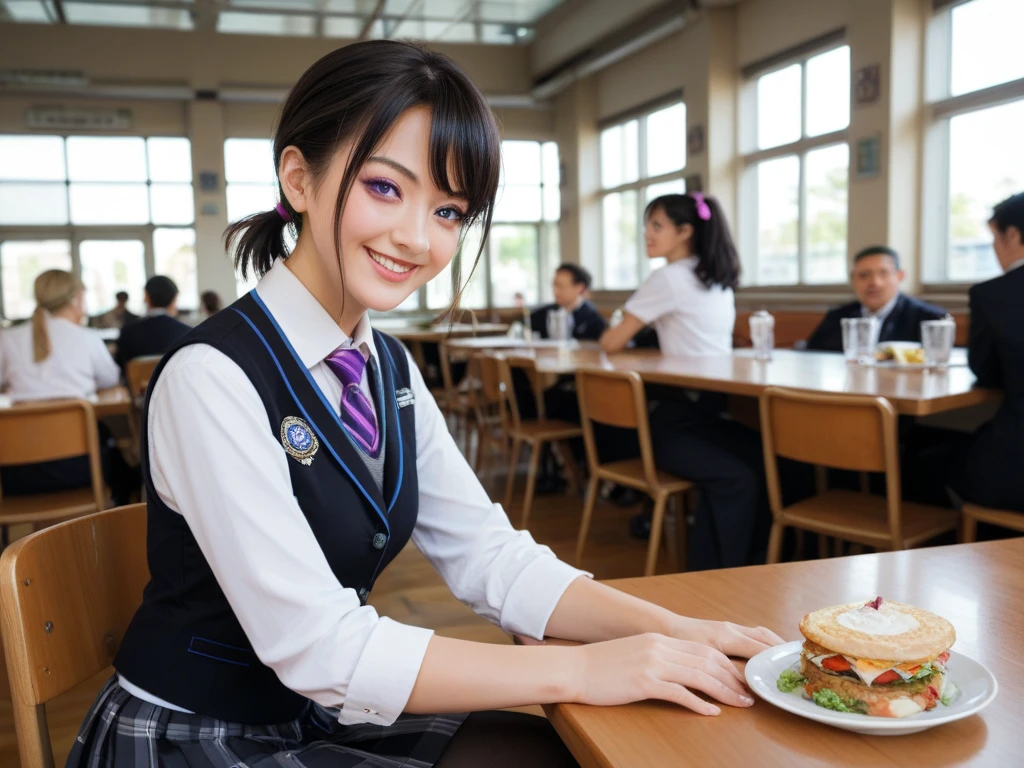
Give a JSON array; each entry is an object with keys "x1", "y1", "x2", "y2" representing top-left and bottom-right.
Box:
[{"x1": 280, "y1": 416, "x2": 319, "y2": 466}]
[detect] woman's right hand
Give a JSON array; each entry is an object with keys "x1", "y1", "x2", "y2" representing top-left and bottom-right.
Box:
[{"x1": 570, "y1": 633, "x2": 756, "y2": 716}]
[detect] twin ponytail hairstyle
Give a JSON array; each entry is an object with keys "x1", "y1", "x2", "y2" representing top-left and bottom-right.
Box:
[
  {"x1": 644, "y1": 193, "x2": 741, "y2": 290},
  {"x1": 224, "y1": 40, "x2": 502, "y2": 317},
  {"x1": 32, "y1": 269, "x2": 83, "y2": 363}
]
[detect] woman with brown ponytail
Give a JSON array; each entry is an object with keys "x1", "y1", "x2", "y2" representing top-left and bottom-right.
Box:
[{"x1": 0, "y1": 269, "x2": 122, "y2": 496}]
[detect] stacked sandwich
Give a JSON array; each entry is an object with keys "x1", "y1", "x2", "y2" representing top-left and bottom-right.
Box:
[{"x1": 778, "y1": 597, "x2": 956, "y2": 718}]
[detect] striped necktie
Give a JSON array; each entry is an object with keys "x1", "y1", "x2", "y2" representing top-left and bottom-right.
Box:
[{"x1": 324, "y1": 347, "x2": 380, "y2": 457}]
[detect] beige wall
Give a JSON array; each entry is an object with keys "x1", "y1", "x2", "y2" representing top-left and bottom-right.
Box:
[{"x1": 736, "y1": 0, "x2": 850, "y2": 68}]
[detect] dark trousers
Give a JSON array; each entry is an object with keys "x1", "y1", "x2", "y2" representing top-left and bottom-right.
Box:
[{"x1": 649, "y1": 391, "x2": 773, "y2": 571}]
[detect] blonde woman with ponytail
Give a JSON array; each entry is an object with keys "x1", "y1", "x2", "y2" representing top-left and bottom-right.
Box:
[{"x1": 0, "y1": 269, "x2": 119, "y2": 401}]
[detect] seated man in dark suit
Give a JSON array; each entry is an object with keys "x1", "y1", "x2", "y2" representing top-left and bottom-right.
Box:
[
  {"x1": 116, "y1": 275, "x2": 191, "y2": 376},
  {"x1": 951, "y1": 192, "x2": 1024, "y2": 512},
  {"x1": 529, "y1": 263, "x2": 607, "y2": 341},
  {"x1": 805, "y1": 246, "x2": 947, "y2": 351}
]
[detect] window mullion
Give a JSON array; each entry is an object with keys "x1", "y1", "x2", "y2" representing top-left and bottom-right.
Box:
[
  {"x1": 637, "y1": 115, "x2": 647, "y2": 284},
  {"x1": 798, "y1": 59, "x2": 809, "y2": 285}
]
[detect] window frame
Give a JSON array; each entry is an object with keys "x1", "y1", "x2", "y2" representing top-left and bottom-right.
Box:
[
  {"x1": 738, "y1": 42, "x2": 851, "y2": 288},
  {"x1": 0, "y1": 133, "x2": 197, "y2": 319},
  {"x1": 920, "y1": 0, "x2": 1024, "y2": 286},
  {"x1": 597, "y1": 98, "x2": 688, "y2": 289}
]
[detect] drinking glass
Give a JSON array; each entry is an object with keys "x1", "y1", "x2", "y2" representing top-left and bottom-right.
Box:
[
  {"x1": 921, "y1": 317, "x2": 956, "y2": 366},
  {"x1": 840, "y1": 317, "x2": 879, "y2": 363}
]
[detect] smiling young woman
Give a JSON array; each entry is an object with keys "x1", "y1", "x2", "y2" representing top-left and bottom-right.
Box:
[{"x1": 65, "y1": 42, "x2": 783, "y2": 768}]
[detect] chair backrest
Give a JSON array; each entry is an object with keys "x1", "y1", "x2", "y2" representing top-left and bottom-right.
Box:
[
  {"x1": 505, "y1": 355, "x2": 545, "y2": 422},
  {"x1": 125, "y1": 355, "x2": 162, "y2": 400},
  {"x1": 0, "y1": 503, "x2": 148, "y2": 768},
  {"x1": 473, "y1": 352, "x2": 504, "y2": 406},
  {"x1": 575, "y1": 368, "x2": 659, "y2": 489},
  {"x1": 759, "y1": 387, "x2": 902, "y2": 540},
  {"x1": 0, "y1": 400, "x2": 100, "y2": 468}
]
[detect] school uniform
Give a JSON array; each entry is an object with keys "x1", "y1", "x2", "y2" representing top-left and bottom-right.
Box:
[
  {"x1": 68, "y1": 259, "x2": 586, "y2": 767},
  {"x1": 0, "y1": 315, "x2": 122, "y2": 497},
  {"x1": 624, "y1": 258, "x2": 770, "y2": 570},
  {"x1": 804, "y1": 293, "x2": 947, "y2": 352}
]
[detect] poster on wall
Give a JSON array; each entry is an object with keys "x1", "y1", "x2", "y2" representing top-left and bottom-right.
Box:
[
  {"x1": 854, "y1": 63, "x2": 881, "y2": 106},
  {"x1": 686, "y1": 124, "x2": 705, "y2": 157},
  {"x1": 855, "y1": 134, "x2": 882, "y2": 179}
]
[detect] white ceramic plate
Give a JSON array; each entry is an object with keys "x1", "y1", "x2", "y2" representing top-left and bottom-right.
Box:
[{"x1": 745, "y1": 640, "x2": 998, "y2": 736}]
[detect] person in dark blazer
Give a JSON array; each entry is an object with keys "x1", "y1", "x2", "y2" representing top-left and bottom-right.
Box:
[
  {"x1": 529, "y1": 263, "x2": 607, "y2": 341},
  {"x1": 804, "y1": 246, "x2": 947, "y2": 352},
  {"x1": 115, "y1": 275, "x2": 191, "y2": 375},
  {"x1": 951, "y1": 192, "x2": 1024, "y2": 512}
]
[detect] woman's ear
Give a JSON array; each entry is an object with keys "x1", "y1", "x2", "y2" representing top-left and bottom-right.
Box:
[
  {"x1": 678, "y1": 222, "x2": 695, "y2": 242},
  {"x1": 279, "y1": 146, "x2": 310, "y2": 213}
]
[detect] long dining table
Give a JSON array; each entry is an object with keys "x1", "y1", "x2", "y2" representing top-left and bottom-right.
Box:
[
  {"x1": 0, "y1": 386, "x2": 132, "y2": 418},
  {"x1": 445, "y1": 341, "x2": 999, "y2": 417},
  {"x1": 544, "y1": 538, "x2": 1020, "y2": 768}
]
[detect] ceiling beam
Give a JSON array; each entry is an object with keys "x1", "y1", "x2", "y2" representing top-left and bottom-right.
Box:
[{"x1": 358, "y1": 0, "x2": 386, "y2": 40}]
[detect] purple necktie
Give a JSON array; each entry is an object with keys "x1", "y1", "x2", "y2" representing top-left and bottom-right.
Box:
[{"x1": 324, "y1": 347, "x2": 380, "y2": 457}]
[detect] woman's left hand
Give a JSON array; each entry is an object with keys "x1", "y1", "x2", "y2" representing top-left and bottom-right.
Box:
[{"x1": 672, "y1": 617, "x2": 785, "y2": 659}]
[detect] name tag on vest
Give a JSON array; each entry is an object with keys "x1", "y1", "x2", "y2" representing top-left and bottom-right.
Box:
[{"x1": 396, "y1": 388, "x2": 415, "y2": 408}]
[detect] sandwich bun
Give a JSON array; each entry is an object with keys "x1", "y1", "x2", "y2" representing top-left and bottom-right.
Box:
[{"x1": 799, "y1": 599, "x2": 954, "y2": 662}]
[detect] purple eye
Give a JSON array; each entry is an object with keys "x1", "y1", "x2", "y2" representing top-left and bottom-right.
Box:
[{"x1": 365, "y1": 178, "x2": 399, "y2": 198}]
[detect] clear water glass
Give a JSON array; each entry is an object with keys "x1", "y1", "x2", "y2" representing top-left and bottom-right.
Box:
[
  {"x1": 921, "y1": 317, "x2": 956, "y2": 366},
  {"x1": 546, "y1": 308, "x2": 574, "y2": 342},
  {"x1": 840, "y1": 317, "x2": 880, "y2": 363},
  {"x1": 749, "y1": 310, "x2": 775, "y2": 361}
]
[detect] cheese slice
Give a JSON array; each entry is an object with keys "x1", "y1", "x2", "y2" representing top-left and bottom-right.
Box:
[{"x1": 888, "y1": 698, "x2": 925, "y2": 718}]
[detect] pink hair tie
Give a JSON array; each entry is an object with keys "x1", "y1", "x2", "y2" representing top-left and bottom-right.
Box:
[
  {"x1": 690, "y1": 192, "x2": 712, "y2": 221},
  {"x1": 275, "y1": 202, "x2": 292, "y2": 223}
]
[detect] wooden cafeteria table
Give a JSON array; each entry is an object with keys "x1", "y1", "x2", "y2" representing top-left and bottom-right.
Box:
[
  {"x1": 0, "y1": 387, "x2": 132, "y2": 418},
  {"x1": 547, "y1": 539, "x2": 1021, "y2": 768},
  {"x1": 388, "y1": 323, "x2": 508, "y2": 370},
  {"x1": 444, "y1": 344, "x2": 999, "y2": 416}
]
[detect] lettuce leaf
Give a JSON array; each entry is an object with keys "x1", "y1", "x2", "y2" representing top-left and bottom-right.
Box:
[
  {"x1": 812, "y1": 688, "x2": 869, "y2": 714},
  {"x1": 777, "y1": 669, "x2": 808, "y2": 693},
  {"x1": 940, "y1": 680, "x2": 960, "y2": 707}
]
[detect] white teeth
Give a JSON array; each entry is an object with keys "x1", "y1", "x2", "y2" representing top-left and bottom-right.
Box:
[{"x1": 368, "y1": 250, "x2": 412, "y2": 274}]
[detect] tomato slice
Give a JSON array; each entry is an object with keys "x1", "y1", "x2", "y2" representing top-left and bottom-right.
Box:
[
  {"x1": 937, "y1": 652, "x2": 950, "y2": 665},
  {"x1": 821, "y1": 655, "x2": 851, "y2": 672},
  {"x1": 873, "y1": 670, "x2": 900, "y2": 685}
]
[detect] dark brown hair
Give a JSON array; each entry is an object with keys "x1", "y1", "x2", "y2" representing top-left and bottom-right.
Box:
[
  {"x1": 990, "y1": 191, "x2": 1024, "y2": 235},
  {"x1": 644, "y1": 193, "x2": 741, "y2": 289},
  {"x1": 224, "y1": 40, "x2": 501, "y2": 314}
]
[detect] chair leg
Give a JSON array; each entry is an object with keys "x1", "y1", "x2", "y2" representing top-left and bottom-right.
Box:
[
  {"x1": 962, "y1": 511, "x2": 978, "y2": 543},
  {"x1": 503, "y1": 437, "x2": 523, "y2": 512},
  {"x1": 644, "y1": 492, "x2": 669, "y2": 577},
  {"x1": 767, "y1": 522, "x2": 785, "y2": 564},
  {"x1": 476, "y1": 427, "x2": 490, "y2": 476},
  {"x1": 555, "y1": 440, "x2": 583, "y2": 495},
  {"x1": 675, "y1": 492, "x2": 688, "y2": 573},
  {"x1": 520, "y1": 441, "x2": 543, "y2": 530},
  {"x1": 663, "y1": 496, "x2": 680, "y2": 573},
  {"x1": 575, "y1": 475, "x2": 601, "y2": 566}
]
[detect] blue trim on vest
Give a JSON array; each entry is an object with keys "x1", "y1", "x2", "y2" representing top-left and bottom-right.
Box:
[
  {"x1": 229, "y1": 305, "x2": 389, "y2": 532},
  {"x1": 376, "y1": 332, "x2": 405, "y2": 514}
]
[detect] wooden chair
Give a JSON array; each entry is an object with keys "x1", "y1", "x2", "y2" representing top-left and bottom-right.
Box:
[
  {"x1": 962, "y1": 503, "x2": 1024, "y2": 542},
  {"x1": 0, "y1": 401, "x2": 107, "y2": 548},
  {"x1": 759, "y1": 387, "x2": 960, "y2": 563},
  {"x1": 574, "y1": 369, "x2": 695, "y2": 576},
  {"x1": 499, "y1": 355, "x2": 582, "y2": 529},
  {"x1": 434, "y1": 340, "x2": 477, "y2": 451},
  {"x1": 124, "y1": 355, "x2": 162, "y2": 405},
  {"x1": 471, "y1": 352, "x2": 510, "y2": 478},
  {"x1": 0, "y1": 503, "x2": 148, "y2": 768}
]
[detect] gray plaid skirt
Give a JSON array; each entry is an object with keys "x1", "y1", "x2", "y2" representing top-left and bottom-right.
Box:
[{"x1": 66, "y1": 676, "x2": 466, "y2": 768}]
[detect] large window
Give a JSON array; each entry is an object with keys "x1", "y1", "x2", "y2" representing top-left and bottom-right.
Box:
[
  {"x1": 0, "y1": 134, "x2": 197, "y2": 318},
  {"x1": 598, "y1": 101, "x2": 686, "y2": 288},
  {"x1": 740, "y1": 45, "x2": 850, "y2": 286},
  {"x1": 923, "y1": 0, "x2": 1024, "y2": 283}
]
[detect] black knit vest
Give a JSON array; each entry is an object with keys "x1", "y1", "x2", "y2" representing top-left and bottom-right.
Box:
[{"x1": 114, "y1": 291, "x2": 419, "y2": 724}]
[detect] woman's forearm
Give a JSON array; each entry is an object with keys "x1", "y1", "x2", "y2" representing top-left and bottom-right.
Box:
[
  {"x1": 543, "y1": 575, "x2": 679, "y2": 642},
  {"x1": 405, "y1": 635, "x2": 579, "y2": 714}
]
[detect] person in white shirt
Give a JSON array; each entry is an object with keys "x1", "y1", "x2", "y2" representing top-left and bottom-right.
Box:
[
  {"x1": 0, "y1": 270, "x2": 138, "y2": 505},
  {"x1": 68, "y1": 44, "x2": 783, "y2": 768},
  {"x1": 598, "y1": 194, "x2": 773, "y2": 570}
]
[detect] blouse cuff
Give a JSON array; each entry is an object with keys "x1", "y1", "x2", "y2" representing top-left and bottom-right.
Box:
[
  {"x1": 499, "y1": 555, "x2": 590, "y2": 640},
  {"x1": 337, "y1": 618, "x2": 434, "y2": 726}
]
